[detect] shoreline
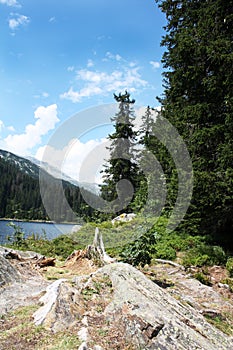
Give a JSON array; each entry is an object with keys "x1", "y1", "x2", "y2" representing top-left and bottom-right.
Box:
[
  {"x1": 0, "y1": 218, "x2": 55, "y2": 224},
  {"x1": 0, "y1": 218, "x2": 79, "y2": 225}
]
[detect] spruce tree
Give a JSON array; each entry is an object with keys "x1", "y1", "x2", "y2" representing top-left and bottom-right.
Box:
[
  {"x1": 155, "y1": 0, "x2": 233, "y2": 248},
  {"x1": 135, "y1": 106, "x2": 161, "y2": 212},
  {"x1": 138, "y1": 106, "x2": 157, "y2": 149},
  {"x1": 136, "y1": 106, "x2": 175, "y2": 216},
  {"x1": 100, "y1": 91, "x2": 141, "y2": 214}
]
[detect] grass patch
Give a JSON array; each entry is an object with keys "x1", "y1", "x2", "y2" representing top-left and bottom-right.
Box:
[
  {"x1": 220, "y1": 278, "x2": 233, "y2": 292},
  {"x1": 44, "y1": 265, "x2": 70, "y2": 281},
  {"x1": 193, "y1": 271, "x2": 212, "y2": 286},
  {"x1": 43, "y1": 334, "x2": 81, "y2": 350},
  {"x1": 204, "y1": 314, "x2": 233, "y2": 336},
  {"x1": 182, "y1": 244, "x2": 227, "y2": 267},
  {"x1": 0, "y1": 305, "x2": 81, "y2": 350}
]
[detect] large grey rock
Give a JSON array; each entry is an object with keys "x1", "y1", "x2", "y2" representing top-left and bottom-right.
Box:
[
  {"x1": 33, "y1": 262, "x2": 232, "y2": 349},
  {"x1": 0, "y1": 249, "x2": 49, "y2": 315},
  {"x1": 100, "y1": 263, "x2": 232, "y2": 350},
  {"x1": 33, "y1": 278, "x2": 80, "y2": 332},
  {"x1": 111, "y1": 212, "x2": 136, "y2": 225},
  {"x1": 0, "y1": 255, "x2": 21, "y2": 286},
  {"x1": 0, "y1": 246, "x2": 44, "y2": 260},
  {"x1": 0, "y1": 277, "x2": 49, "y2": 315}
]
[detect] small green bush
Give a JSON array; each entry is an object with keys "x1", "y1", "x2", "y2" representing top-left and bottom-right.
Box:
[
  {"x1": 98, "y1": 221, "x2": 113, "y2": 229},
  {"x1": 50, "y1": 235, "x2": 80, "y2": 259},
  {"x1": 226, "y1": 257, "x2": 233, "y2": 277},
  {"x1": 7, "y1": 223, "x2": 27, "y2": 248},
  {"x1": 193, "y1": 272, "x2": 212, "y2": 286},
  {"x1": 120, "y1": 231, "x2": 157, "y2": 266},
  {"x1": 182, "y1": 244, "x2": 226, "y2": 267},
  {"x1": 220, "y1": 278, "x2": 233, "y2": 292},
  {"x1": 153, "y1": 243, "x2": 176, "y2": 260}
]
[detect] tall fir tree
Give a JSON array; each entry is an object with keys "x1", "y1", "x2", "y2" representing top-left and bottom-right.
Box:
[
  {"x1": 136, "y1": 106, "x2": 176, "y2": 215},
  {"x1": 100, "y1": 91, "x2": 141, "y2": 214},
  {"x1": 135, "y1": 106, "x2": 162, "y2": 212},
  {"x1": 138, "y1": 106, "x2": 157, "y2": 149},
  {"x1": 155, "y1": 0, "x2": 233, "y2": 248}
]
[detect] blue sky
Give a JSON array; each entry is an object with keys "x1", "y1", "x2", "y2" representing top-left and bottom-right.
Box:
[{"x1": 0, "y1": 0, "x2": 166, "y2": 181}]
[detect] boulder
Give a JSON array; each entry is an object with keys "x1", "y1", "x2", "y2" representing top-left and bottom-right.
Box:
[
  {"x1": 0, "y1": 254, "x2": 21, "y2": 286},
  {"x1": 71, "y1": 224, "x2": 82, "y2": 233},
  {"x1": 0, "y1": 246, "x2": 44, "y2": 260},
  {"x1": 33, "y1": 278, "x2": 81, "y2": 332},
  {"x1": 101, "y1": 263, "x2": 232, "y2": 350},
  {"x1": 111, "y1": 213, "x2": 136, "y2": 225},
  {"x1": 33, "y1": 262, "x2": 232, "y2": 349},
  {"x1": 0, "y1": 249, "x2": 49, "y2": 315}
]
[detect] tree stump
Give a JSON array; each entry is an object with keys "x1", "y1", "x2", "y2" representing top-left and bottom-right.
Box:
[{"x1": 86, "y1": 228, "x2": 115, "y2": 265}]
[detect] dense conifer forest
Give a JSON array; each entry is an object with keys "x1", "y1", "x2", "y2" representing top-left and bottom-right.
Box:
[
  {"x1": 0, "y1": 154, "x2": 96, "y2": 222},
  {"x1": 99, "y1": 0, "x2": 233, "y2": 253}
]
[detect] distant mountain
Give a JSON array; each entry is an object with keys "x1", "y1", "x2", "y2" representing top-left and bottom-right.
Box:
[
  {"x1": 26, "y1": 156, "x2": 100, "y2": 195},
  {"x1": 0, "y1": 149, "x2": 98, "y2": 222},
  {"x1": 0, "y1": 150, "x2": 40, "y2": 178}
]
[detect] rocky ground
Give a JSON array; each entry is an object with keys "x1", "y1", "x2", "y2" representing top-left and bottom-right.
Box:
[{"x1": 0, "y1": 246, "x2": 233, "y2": 350}]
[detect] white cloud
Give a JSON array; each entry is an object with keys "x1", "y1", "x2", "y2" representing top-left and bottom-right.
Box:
[
  {"x1": 8, "y1": 13, "x2": 30, "y2": 31},
  {"x1": 67, "y1": 66, "x2": 75, "y2": 72},
  {"x1": 7, "y1": 125, "x2": 15, "y2": 132},
  {"x1": 87, "y1": 59, "x2": 94, "y2": 67},
  {"x1": 60, "y1": 64, "x2": 148, "y2": 103},
  {"x1": 150, "y1": 61, "x2": 160, "y2": 69},
  {"x1": 129, "y1": 61, "x2": 137, "y2": 67},
  {"x1": 0, "y1": 0, "x2": 20, "y2": 7},
  {"x1": 104, "y1": 52, "x2": 122, "y2": 62},
  {"x1": 2, "y1": 104, "x2": 59, "y2": 156},
  {"x1": 61, "y1": 86, "x2": 102, "y2": 103},
  {"x1": 97, "y1": 35, "x2": 111, "y2": 41},
  {"x1": 0, "y1": 120, "x2": 15, "y2": 133},
  {"x1": 36, "y1": 137, "x2": 108, "y2": 184},
  {"x1": 0, "y1": 120, "x2": 4, "y2": 132},
  {"x1": 33, "y1": 92, "x2": 49, "y2": 99}
]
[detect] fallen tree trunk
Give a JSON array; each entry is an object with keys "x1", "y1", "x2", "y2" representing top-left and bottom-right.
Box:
[
  {"x1": 34, "y1": 256, "x2": 56, "y2": 268},
  {"x1": 153, "y1": 258, "x2": 185, "y2": 270}
]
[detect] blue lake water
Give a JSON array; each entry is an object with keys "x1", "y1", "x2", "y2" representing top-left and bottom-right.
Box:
[{"x1": 0, "y1": 220, "x2": 78, "y2": 245}]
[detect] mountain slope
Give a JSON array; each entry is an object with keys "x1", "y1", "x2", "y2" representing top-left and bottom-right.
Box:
[
  {"x1": 27, "y1": 155, "x2": 100, "y2": 194},
  {"x1": 0, "y1": 149, "x2": 97, "y2": 222},
  {"x1": 0, "y1": 150, "x2": 40, "y2": 178}
]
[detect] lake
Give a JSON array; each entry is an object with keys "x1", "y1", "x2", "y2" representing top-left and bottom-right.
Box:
[{"x1": 0, "y1": 220, "x2": 79, "y2": 245}]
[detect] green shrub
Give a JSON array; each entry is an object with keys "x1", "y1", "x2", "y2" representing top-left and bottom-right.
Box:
[
  {"x1": 50, "y1": 235, "x2": 80, "y2": 259},
  {"x1": 226, "y1": 257, "x2": 233, "y2": 277},
  {"x1": 120, "y1": 230, "x2": 157, "y2": 266},
  {"x1": 153, "y1": 243, "x2": 176, "y2": 260},
  {"x1": 220, "y1": 278, "x2": 233, "y2": 292},
  {"x1": 6, "y1": 223, "x2": 27, "y2": 248},
  {"x1": 120, "y1": 242, "x2": 151, "y2": 267},
  {"x1": 193, "y1": 271, "x2": 212, "y2": 286},
  {"x1": 182, "y1": 244, "x2": 226, "y2": 267},
  {"x1": 70, "y1": 215, "x2": 158, "y2": 250},
  {"x1": 98, "y1": 221, "x2": 113, "y2": 229}
]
